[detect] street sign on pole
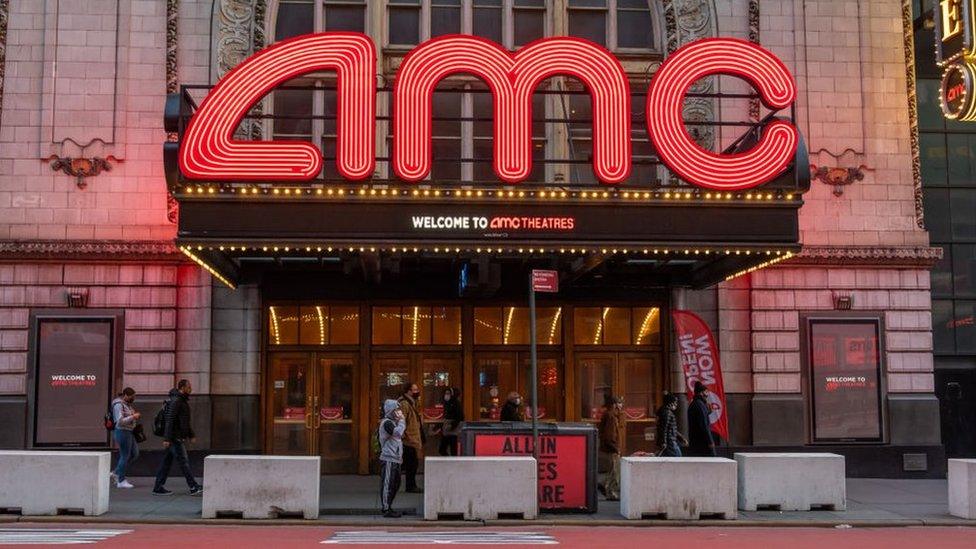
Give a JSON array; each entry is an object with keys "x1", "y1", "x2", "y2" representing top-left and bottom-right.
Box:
[
  {"x1": 528, "y1": 269, "x2": 558, "y2": 461},
  {"x1": 531, "y1": 270, "x2": 559, "y2": 293}
]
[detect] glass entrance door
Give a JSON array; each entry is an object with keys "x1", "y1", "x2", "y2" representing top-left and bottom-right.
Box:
[
  {"x1": 371, "y1": 353, "x2": 462, "y2": 467},
  {"x1": 576, "y1": 352, "x2": 662, "y2": 454},
  {"x1": 474, "y1": 352, "x2": 565, "y2": 421},
  {"x1": 268, "y1": 352, "x2": 359, "y2": 472}
]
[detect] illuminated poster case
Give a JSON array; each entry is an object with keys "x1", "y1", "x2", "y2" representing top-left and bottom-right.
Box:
[
  {"x1": 27, "y1": 313, "x2": 122, "y2": 448},
  {"x1": 803, "y1": 315, "x2": 886, "y2": 444}
]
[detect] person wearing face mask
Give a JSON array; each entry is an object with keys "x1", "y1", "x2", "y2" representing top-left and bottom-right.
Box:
[
  {"x1": 397, "y1": 382, "x2": 425, "y2": 493},
  {"x1": 500, "y1": 391, "x2": 525, "y2": 422},
  {"x1": 598, "y1": 394, "x2": 625, "y2": 501},
  {"x1": 655, "y1": 392, "x2": 686, "y2": 457},
  {"x1": 438, "y1": 387, "x2": 463, "y2": 456}
]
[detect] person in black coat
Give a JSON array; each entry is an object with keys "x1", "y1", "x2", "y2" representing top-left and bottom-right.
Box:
[
  {"x1": 500, "y1": 392, "x2": 525, "y2": 421},
  {"x1": 686, "y1": 381, "x2": 716, "y2": 457},
  {"x1": 438, "y1": 387, "x2": 464, "y2": 456},
  {"x1": 152, "y1": 379, "x2": 202, "y2": 495}
]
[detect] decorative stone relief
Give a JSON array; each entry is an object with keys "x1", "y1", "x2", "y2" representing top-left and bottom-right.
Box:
[
  {"x1": 0, "y1": 0, "x2": 8, "y2": 129},
  {"x1": 167, "y1": 0, "x2": 180, "y2": 224},
  {"x1": 810, "y1": 165, "x2": 866, "y2": 197},
  {"x1": 748, "y1": 0, "x2": 760, "y2": 122},
  {"x1": 664, "y1": 0, "x2": 717, "y2": 153},
  {"x1": 47, "y1": 156, "x2": 118, "y2": 189},
  {"x1": 902, "y1": 0, "x2": 924, "y2": 229},
  {"x1": 214, "y1": 0, "x2": 267, "y2": 141}
]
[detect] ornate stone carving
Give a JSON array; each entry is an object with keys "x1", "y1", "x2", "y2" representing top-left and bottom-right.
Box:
[
  {"x1": 47, "y1": 156, "x2": 117, "y2": 189},
  {"x1": 0, "y1": 0, "x2": 8, "y2": 130},
  {"x1": 215, "y1": 0, "x2": 267, "y2": 141},
  {"x1": 664, "y1": 0, "x2": 717, "y2": 154},
  {"x1": 793, "y1": 245, "x2": 943, "y2": 267},
  {"x1": 902, "y1": 0, "x2": 925, "y2": 229},
  {"x1": 0, "y1": 240, "x2": 183, "y2": 261},
  {"x1": 810, "y1": 165, "x2": 866, "y2": 197},
  {"x1": 748, "y1": 0, "x2": 760, "y2": 122},
  {"x1": 167, "y1": 0, "x2": 180, "y2": 223}
]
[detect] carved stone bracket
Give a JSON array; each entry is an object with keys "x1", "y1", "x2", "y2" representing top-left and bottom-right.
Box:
[
  {"x1": 0, "y1": 240, "x2": 183, "y2": 262},
  {"x1": 46, "y1": 156, "x2": 117, "y2": 189},
  {"x1": 810, "y1": 165, "x2": 866, "y2": 197}
]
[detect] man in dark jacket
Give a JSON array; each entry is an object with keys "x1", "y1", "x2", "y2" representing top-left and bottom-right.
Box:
[
  {"x1": 500, "y1": 392, "x2": 525, "y2": 421},
  {"x1": 152, "y1": 379, "x2": 202, "y2": 496},
  {"x1": 687, "y1": 381, "x2": 716, "y2": 457},
  {"x1": 598, "y1": 394, "x2": 624, "y2": 500}
]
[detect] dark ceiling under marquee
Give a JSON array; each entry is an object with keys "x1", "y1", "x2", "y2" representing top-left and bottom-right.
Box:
[{"x1": 164, "y1": 84, "x2": 809, "y2": 291}]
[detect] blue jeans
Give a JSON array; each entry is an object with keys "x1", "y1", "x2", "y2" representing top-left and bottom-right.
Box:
[
  {"x1": 153, "y1": 440, "x2": 199, "y2": 491},
  {"x1": 113, "y1": 429, "x2": 139, "y2": 481},
  {"x1": 661, "y1": 444, "x2": 682, "y2": 457}
]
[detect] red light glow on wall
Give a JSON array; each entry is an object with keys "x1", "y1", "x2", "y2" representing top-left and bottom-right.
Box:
[
  {"x1": 394, "y1": 35, "x2": 630, "y2": 184},
  {"x1": 179, "y1": 33, "x2": 375, "y2": 181},
  {"x1": 647, "y1": 38, "x2": 798, "y2": 191}
]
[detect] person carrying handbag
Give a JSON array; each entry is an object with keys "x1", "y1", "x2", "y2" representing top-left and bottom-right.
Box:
[{"x1": 110, "y1": 387, "x2": 141, "y2": 488}]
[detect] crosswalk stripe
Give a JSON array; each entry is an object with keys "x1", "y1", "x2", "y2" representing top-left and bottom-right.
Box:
[
  {"x1": 0, "y1": 528, "x2": 131, "y2": 545},
  {"x1": 323, "y1": 531, "x2": 558, "y2": 545}
]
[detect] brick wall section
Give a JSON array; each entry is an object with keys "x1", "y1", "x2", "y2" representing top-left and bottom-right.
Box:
[
  {"x1": 718, "y1": 277, "x2": 753, "y2": 393},
  {"x1": 750, "y1": 266, "x2": 934, "y2": 394},
  {"x1": 0, "y1": 262, "x2": 182, "y2": 395},
  {"x1": 0, "y1": 0, "x2": 175, "y2": 240},
  {"x1": 210, "y1": 282, "x2": 261, "y2": 395},
  {"x1": 175, "y1": 265, "x2": 211, "y2": 393}
]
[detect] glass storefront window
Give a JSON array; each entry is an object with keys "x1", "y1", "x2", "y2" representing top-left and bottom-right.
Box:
[
  {"x1": 270, "y1": 305, "x2": 358, "y2": 345},
  {"x1": 402, "y1": 306, "x2": 433, "y2": 345},
  {"x1": 632, "y1": 307, "x2": 661, "y2": 345},
  {"x1": 372, "y1": 307, "x2": 401, "y2": 345},
  {"x1": 574, "y1": 307, "x2": 602, "y2": 344},
  {"x1": 475, "y1": 307, "x2": 561, "y2": 345},
  {"x1": 955, "y1": 301, "x2": 976, "y2": 354},
  {"x1": 537, "y1": 307, "x2": 563, "y2": 345},
  {"x1": 432, "y1": 306, "x2": 462, "y2": 345},
  {"x1": 476, "y1": 356, "x2": 516, "y2": 419},
  {"x1": 950, "y1": 189, "x2": 976, "y2": 241},
  {"x1": 577, "y1": 356, "x2": 613, "y2": 420},
  {"x1": 920, "y1": 133, "x2": 947, "y2": 186},
  {"x1": 520, "y1": 357, "x2": 564, "y2": 420},
  {"x1": 603, "y1": 307, "x2": 630, "y2": 344},
  {"x1": 932, "y1": 299, "x2": 955, "y2": 354},
  {"x1": 269, "y1": 306, "x2": 300, "y2": 345}
]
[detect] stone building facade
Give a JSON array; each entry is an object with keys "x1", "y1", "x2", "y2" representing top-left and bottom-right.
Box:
[{"x1": 0, "y1": 0, "x2": 945, "y2": 476}]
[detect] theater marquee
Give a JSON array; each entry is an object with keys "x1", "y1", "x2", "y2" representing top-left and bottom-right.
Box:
[{"x1": 164, "y1": 33, "x2": 809, "y2": 289}]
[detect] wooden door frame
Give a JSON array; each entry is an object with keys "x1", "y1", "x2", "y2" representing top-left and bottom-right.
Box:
[
  {"x1": 311, "y1": 352, "x2": 361, "y2": 473},
  {"x1": 262, "y1": 351, "x2": 315, "y2": 456}
]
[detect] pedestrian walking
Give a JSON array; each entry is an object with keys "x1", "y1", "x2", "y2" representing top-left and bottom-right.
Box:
[
  {"x1": 438, "y1": 387, "x2": 463, "y2": 456},
  {"x1": 110, "y1": 387, "x2": 140, "y2": 488},
  {"x1": 378, "y1": 399, "x2": 406, "y2": 518},
  {"x1": 398, "y1": 382, "x2": 425, "y2": 493},
  {"x1": 500, "y1": 391, "x2": 525, "y2": 421},
  {"x1": 655, "y1": 392, "x2": 686, "y2": 457},
  {"x1": 686, "y1": 381, "x2": 716, "y2": 457},
  {"x1": 598, "y1": 394, "x2": 624, "y2": 501},
  {"x1": 152, "y1": 379, "x2": 203, "y2": 496}
]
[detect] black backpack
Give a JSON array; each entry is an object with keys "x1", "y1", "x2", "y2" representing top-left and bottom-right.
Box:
[{"x1": 152, "y1": 400, "x2": 169, "y2": 437}]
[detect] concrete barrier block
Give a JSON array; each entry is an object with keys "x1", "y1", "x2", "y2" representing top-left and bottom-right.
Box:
[
  {"x1": 619, "y1": 457, "x2": 737, "y2": 520},
  {"x1": 948, "y1": 459, "x2": 976, "y2": 519},
  {"x1": 0, "y1": 451, "x2": 110, "y2": 516},
  {"x1": 735, "y1": 452, "x2": 846, "y2": 511},
  {"x1": 424, "y1": 457, "x2": 537, "y2": 520},
  {"x1": 202, "y1": 455, "x2": 320, "y2": 519}
]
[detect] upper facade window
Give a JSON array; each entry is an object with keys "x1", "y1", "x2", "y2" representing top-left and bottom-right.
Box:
[
  {"x1": 387, "y1": 0, "x2": 547, "y2": 49},
  {"x1": 567, "y1": 0, "x2": 655, "y2": 51},
  {"x1": 275, "y1": 0, "x2": 368, "y2": 41}
]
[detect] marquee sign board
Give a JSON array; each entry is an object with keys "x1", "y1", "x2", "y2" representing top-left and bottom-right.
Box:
[
  {"x1": 936, "y1": 0, "x2": 976, "y2": 120},
  {"x1": 176, "y1": 33, "x2": 799, "y2": 190}
]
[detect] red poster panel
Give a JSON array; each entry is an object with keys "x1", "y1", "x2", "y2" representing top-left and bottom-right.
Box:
[
  {"x1": 672, "y1": 310, "x2": 729, "y2": 441},
  {"x1": 473, "y1": 433, "x2": 587, "y2": 509}
]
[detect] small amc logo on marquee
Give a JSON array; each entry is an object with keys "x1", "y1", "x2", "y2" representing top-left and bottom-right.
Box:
[{"x1": 178, "y1": 33, "x2": 800, "y2": 190}]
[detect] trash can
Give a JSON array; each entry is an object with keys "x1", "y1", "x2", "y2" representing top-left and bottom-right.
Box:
[{"x1": 459, "y1": 422, "x2": 598, "y2": 513}]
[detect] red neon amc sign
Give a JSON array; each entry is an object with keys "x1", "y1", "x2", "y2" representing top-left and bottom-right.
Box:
[{"x1": 179, "y1": 33, "x2": 798, "y2": 191}]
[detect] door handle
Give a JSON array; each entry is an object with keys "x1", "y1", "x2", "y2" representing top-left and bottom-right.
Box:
[
  {"x1": 313, "y1": 396, "x2": 321, "y2": 429},
  {"x1": 305, "y1": 411, "x2": 314, "y2": 430}
]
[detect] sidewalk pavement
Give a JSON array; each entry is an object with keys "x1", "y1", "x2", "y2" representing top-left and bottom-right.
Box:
[{"x1": 2, "y1": 477, "x2": 975, "y2": 527}]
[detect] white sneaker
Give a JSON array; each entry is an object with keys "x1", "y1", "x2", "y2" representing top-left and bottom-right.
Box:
[{"x1": 117, "y1": 479, "x2": 135, "y2": 489}]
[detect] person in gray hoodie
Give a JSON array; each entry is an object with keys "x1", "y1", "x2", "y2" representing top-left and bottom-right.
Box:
[
  {"x1": 111, "y1": 388, "x2": 140, "y2": 488},
  {"x1": 378, "y1": 399, "x2": 406, "y2": 517}
]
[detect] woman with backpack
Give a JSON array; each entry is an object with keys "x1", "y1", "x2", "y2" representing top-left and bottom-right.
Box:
[{"x1": 111, "y1": 387, "x2": 141, "y2": 488}]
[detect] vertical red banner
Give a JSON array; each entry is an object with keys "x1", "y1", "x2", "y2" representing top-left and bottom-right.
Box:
[{"x1": 672, "y1": 310, "x2": 729, "y2": 441}]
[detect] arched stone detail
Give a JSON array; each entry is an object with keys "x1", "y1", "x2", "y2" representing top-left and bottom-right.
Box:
[
  {"x1": 663, "y1": 0, "x2": 718, "y2": 154},
  {"x1": 212, "y1": 0, "x2": 268, "y2": 140}
]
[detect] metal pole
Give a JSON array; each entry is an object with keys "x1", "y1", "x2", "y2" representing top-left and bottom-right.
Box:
[{"x1": 529, "y1": 278, "x2": 539, "y2": 460}]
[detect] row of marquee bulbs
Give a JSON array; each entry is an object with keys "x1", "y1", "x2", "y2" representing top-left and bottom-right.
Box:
[
  {"x1": 181, "y1": 245, "x2": 795, "y2": 256},
  {"x1": 179, "y1": 185, "x2": 796, "y2": 202},
  {"x1": 178, "y1": 244, "x2": 795, "y2": 289}
]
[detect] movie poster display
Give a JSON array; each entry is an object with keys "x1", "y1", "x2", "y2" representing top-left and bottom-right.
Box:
[
  {"x1": 33, "y1": 319, "x2": 115, "y2": 447},
  {"x1": 808, "y1": 318, "x2": 884, "y2": 442}
]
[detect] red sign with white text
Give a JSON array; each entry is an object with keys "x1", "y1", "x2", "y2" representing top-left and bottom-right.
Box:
[
  {"x1": 179, "y1": 35, "x2": 797, "y2": 190},
  {"x1": 531, "y1": 270, "x2": 559, "y2": 293},
  {"x1": 473, "y1": 433, "x2": 587, "y2": 510},
  {"x1": 673, "y1": 310, "x2": 729, "y2": 441}
]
